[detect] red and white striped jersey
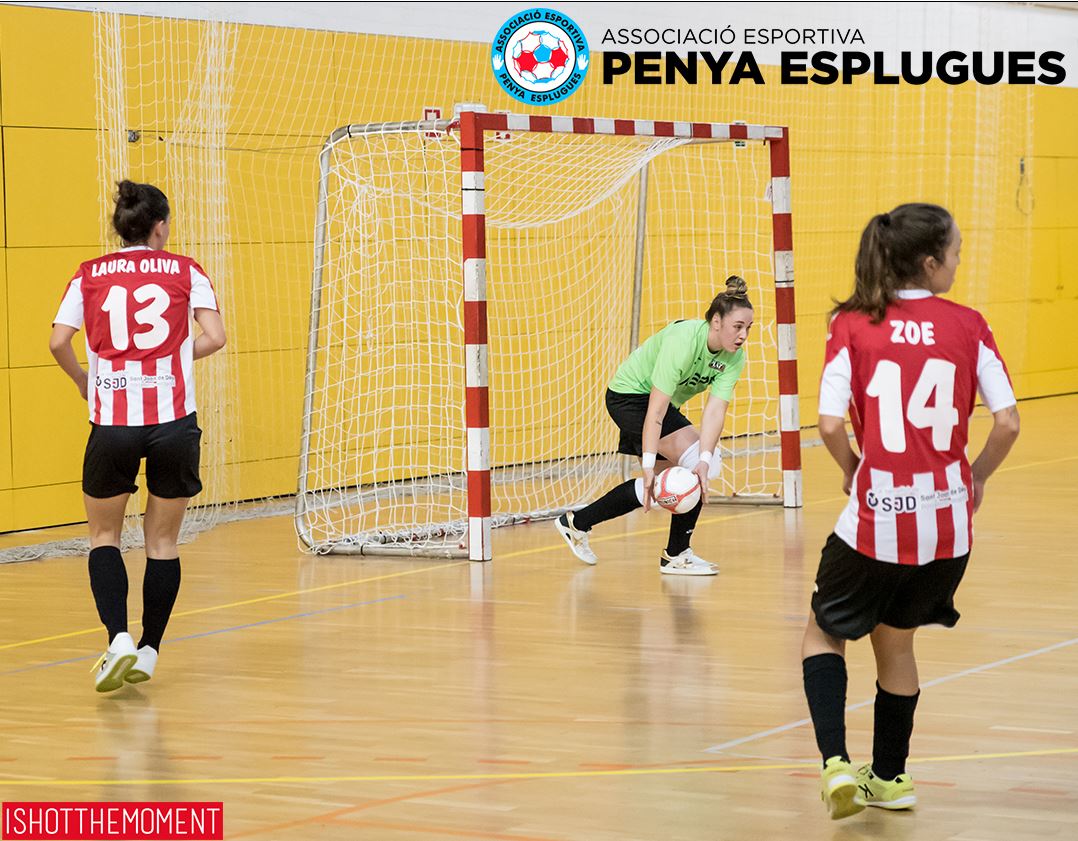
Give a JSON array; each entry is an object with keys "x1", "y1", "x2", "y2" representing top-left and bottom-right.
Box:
[
  {"x1": 53, "y1": 246, "x2": 219, "y2": 427},
  {"x1": 819, "y1": 290, "x2": 1015, "y2": 565}
]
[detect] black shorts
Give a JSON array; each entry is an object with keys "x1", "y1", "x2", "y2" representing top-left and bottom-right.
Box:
[
  {"x1": 83, "y1": 413, "x2": 203, "y2": 500},
  {"x1": 605, "y1": 389, "x2": 694, "y2": 458},
  {"x1": 810, "y1": 533, "x2": 969, "y2": 640}
]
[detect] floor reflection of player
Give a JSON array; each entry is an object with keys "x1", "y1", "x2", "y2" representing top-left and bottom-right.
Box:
[
  {"x1": 96, "y1": 691, "x2": 165, "y2": 786},
  {"x1": 562, "y1": 569, "x2": 716, "y2": 758}
]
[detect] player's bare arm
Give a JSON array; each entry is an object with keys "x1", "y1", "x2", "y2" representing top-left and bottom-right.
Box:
[
  {"x1": 818, "y1": 414, "x2": 859, "y2": 495},
  {"x1": 696, "y1": 396, "x2": 728, "y2": 489},
  {"x1": 970, "y1": 405, "x2": 1021, "y2": 511},
  {"x1": 640, "y1": 386, "x2": 672, "y2": 510},
  {"x1": 48, "y1": 323, "x2": 88, "y2": 399},
  {"x1": 193, "y1": 308, "x2": 227, "y2": 360}
]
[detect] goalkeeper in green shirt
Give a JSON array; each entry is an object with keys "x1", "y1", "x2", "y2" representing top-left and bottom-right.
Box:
[{"x1": 555, "y1": 276, "x2": 753, "y2": 575}]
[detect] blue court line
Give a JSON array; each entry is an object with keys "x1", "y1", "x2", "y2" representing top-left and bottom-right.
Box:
[{"x1": 0, "y1": 594, "x2": 406, "y2": 677}]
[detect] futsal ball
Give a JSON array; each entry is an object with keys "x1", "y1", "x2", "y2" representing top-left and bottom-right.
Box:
[
  {"x1": 653, "y1": 466, "x2": 702, "y2": 514},
  {"x1": 511, "y1": 30, "x2": 571, "y2": 84}
]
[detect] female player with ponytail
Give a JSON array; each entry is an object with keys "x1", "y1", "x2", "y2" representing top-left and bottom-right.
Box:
[
  {"x1": 803, "y1": 204, "x2": 1020, "y2": 818},
  {"x1": 554, "y1": 275, "x2": 754, "y2": 575},
  {"x1": 50, "y1": 180, "x2": 227, "y2": 692}
]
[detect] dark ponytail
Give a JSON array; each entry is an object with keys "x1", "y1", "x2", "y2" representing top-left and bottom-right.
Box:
[
  {"x1": 705, "y1": 275, "x2": 753, "y2": 321},
  {"x1": 112, "y1": 180, "x2": 170, "y2": 245},
  {"x1": 835, "y1": 203, "x2": 954, "y2": 323}
]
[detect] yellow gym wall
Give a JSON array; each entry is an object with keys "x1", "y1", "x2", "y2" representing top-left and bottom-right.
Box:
[{"x1": 0, "y1": 4, "x2": 1074, "y2": 532}]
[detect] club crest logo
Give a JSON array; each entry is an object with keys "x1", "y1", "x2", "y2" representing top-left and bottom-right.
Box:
[{"x1": 491, "y1": 8, "x2": 589, "y2": 105}]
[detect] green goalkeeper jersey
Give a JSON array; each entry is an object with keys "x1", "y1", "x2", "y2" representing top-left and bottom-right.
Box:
[{"x1": 608, "y1": 319, "x2": 746, "y2": 407}]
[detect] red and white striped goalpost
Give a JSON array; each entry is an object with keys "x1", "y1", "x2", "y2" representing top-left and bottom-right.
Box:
[
  {"x1": 457, "y1": 107, "x2": 802, "y2": 563},
  {"x1": 459, "y1": 109, "x2": 493, "y2": 563}
]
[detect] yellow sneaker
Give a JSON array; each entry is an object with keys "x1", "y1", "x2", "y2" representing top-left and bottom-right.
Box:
[
  {"x1": 855, "y1": 765, "x2": 917, "y2": 810},
  {"x1": 821, "y1": 756, "x2": 864, "y2": 820}
]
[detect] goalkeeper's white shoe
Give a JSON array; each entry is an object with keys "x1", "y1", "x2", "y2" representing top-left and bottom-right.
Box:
[
  {"x1": 660, "y1": 548, "x2": 718, "y2": 576},
  {"x1": 554, "y1": 512, "x2": 598, "y2": 565}
]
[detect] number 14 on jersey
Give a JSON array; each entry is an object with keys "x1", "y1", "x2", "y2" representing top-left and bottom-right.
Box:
[{"x1": 866, "y1": 358, "x2": 959, "y2": 453}]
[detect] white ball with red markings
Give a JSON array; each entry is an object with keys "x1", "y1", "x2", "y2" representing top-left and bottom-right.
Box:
[{"x1": 652, "y1": 466, "x2": 702, "y2": 514}]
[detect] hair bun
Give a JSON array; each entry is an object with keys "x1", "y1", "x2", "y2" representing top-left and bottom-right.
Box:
[
  {"x1": 724, "y1": 275, "x2": 748, "y2": 297},
  {"x1": 116, "y1": 179, "x2": 139, "y2": 205}
]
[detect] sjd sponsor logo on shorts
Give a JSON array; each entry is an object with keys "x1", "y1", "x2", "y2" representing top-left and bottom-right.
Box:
[{"x1": 491, "y1": 8, "x2": 589, "y2": 105}]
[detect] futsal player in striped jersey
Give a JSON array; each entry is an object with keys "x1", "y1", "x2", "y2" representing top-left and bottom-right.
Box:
[
  {"x1": 554, "y1": 275, "x2": 752, "y2": 575},
  {"x1": 802, "y1": 203, "x2": 1020, "y2": 818},
  {"x1": 49, "y1": 180, "x2": 227, "y2": 692}
]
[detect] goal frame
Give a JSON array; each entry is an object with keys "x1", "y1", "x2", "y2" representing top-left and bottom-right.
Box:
[{"x1": 296, "y1": 107, "x2": 802, "y2": 562}]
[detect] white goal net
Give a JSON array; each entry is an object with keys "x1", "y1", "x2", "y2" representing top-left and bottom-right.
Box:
[{"x1": 296, "y1": 112, "x2": 789, "y2": 557}]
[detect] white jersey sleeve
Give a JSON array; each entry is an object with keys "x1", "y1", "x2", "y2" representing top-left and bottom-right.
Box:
[
  {"x1": 976, "y1": 340, "x2": 1016, "y2": 412},
  {"x1": 54, "y1": 274, "x2": 85, "y2": 329},
  {"x1": 190, "y1": 264, "x2": 219, "y2": 311},
  {"x1": 973, "y1": 316, "x2": 1015, "y2": 413},
  {"x1": 818, "y1": 314, "x2": 853, "y2": 418}
]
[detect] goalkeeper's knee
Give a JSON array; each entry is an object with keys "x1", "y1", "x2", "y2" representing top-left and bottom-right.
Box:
[{"x1": 678, "y1": 440, "x2": 722, "y2": 479}]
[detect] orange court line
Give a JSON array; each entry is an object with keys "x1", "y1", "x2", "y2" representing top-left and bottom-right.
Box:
[
  {"x1": 166, "y1": 756, "x2": 222, "y2": 761},
  {"x1": 1010, "y1": 786, "x2": 1069, "y2": 797},
  {"x1": 226, "y1": 778, "x2": 521, "y2": 840},
  {"x1": 329, "y1": 817, "x2": 564, "y2": 841},
  {"x1": 374, "y1": 756, "x2": 428, "y2": 762},
  {"x1": 271, "y1": 755, "x2": 325, "y2": 760}
]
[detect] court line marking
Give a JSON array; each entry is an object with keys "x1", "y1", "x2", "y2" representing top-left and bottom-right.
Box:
[
  {"x1": 990, "y1": 725, "x2": 1073, "y2": 735},
  {"x1": 325, "y1": 817, "x2": 561, "y2": 841},
  {"x1": 0, "y1": 563, "x2": 463, "y2": 652},
  {"x1": 704, "y1": 634, "x2": 1078, "y2": 753},
  {"x1": 225, "y1": 778, "x2": 522, "y2": 841},
  {"x1": 993, "y1": 453, "x2": 1078, "y2": 474},
  {"x1": 0, "y1": 508, "x2": 775, "y2": 654},
  {"x1": 3, "y1": 450, "x2": 1072, "y2": 655},
  {"x1": 0, "y1": 595, "x2": 405, "y2": 677},
  {"x1": 1, "y1": 746, "x2": 1075, "y2": 788}
]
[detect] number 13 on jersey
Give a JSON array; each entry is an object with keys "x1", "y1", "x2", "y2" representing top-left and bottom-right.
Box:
[{"x1": 101, "y1": 284, "x2": 172, "y2": 351}]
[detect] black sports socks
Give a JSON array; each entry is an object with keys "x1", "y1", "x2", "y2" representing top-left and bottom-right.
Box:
[
  {"x1": 803, "y1": 653, "x2": 850, "y2": 763},
  {"x1": 138, "y1": 557, "x2": 181, "y2": 652},
  {"x1": 88, "y1": 545, "x2": 128, "y2": 643},
  {"x1": 569, "y1": 480, "x2": 641, "y2": 531},
  {"x1": 665, "y1": 498, "x2": 703, "y2": 556},
  {"x1": 872, "y1": 682, "x2": 920, "y2": 780}
]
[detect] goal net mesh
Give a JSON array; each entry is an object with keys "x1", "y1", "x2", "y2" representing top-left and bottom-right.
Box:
[{"x1": 297, "y1": 125, "x2": 777, "y2": 554}]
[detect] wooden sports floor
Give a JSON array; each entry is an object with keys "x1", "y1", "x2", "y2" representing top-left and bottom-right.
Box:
[{"x1": 1, "y1": 395, "x2": 1076, "y2": 840}]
